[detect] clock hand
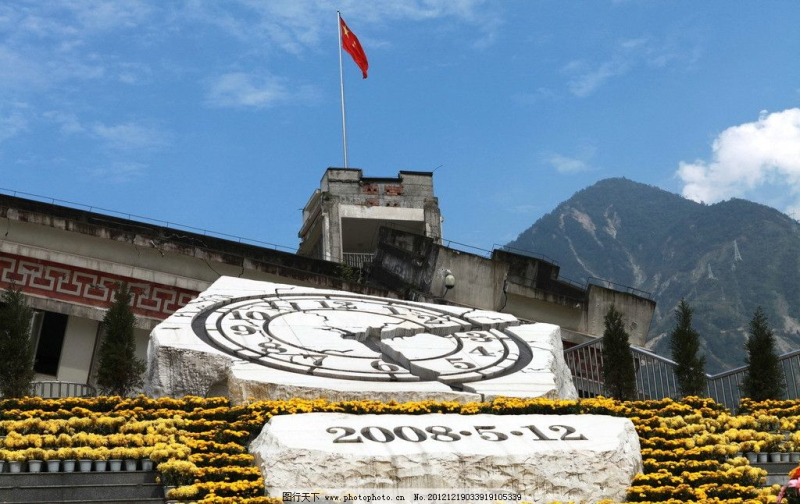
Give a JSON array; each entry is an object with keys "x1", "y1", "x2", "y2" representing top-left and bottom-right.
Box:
[{"x1": 335, "y1": 326, "x2": 383, "y2": 354}]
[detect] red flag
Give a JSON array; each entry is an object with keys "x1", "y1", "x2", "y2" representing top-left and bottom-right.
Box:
[{"x1": 340, "y1": 16, "x2": 368, "y2": 79}]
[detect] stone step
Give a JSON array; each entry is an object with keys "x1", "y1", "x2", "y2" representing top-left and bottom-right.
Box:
[
  {"x1": 2, "y1": 499, "x2": 165, "y2": 504},
  {"x1": 0, "y1": 471, "x2": 165, "y2": 503},
  {"x1": 752, "y1": 461, "x2": 797, "y2": 487},
  {"x1": 767, "y1": 474, "x2": 789, "y2": 486},
  {"x1": 752, "y1": 461, "x2": 797, "y2": 473},
  {"x1": 0, "y1": 482, "x2": 164, "y2": 502},
  {"x1": 0, "y1": 470, "x2": 157, "y2": 486}
]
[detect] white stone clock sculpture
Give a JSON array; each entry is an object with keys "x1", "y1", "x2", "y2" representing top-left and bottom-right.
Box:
[
  {"x1": 145, "y1": 276, "x2": 577, "y2": 402},
  {"x1": 145, "y1": 277, "x2": 642, "y2": 503}
]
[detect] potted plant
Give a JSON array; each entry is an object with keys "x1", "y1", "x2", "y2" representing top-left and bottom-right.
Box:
[
  {"x1": 76, "y1": 447, "x2": 94, "y2": 472},
  {"x1": 782, "y1": 442, "x2": 793, "y2": 463},
  {"x1": 767, "y1": 436, "x2": 784, "y2": 463},
  {"x1": 44, "y1": 449, "x2": 61, "y2": 473},
  {"x1": 25, "y1": 448, "x2": 45, "y2": 473},
  {"x1": 156, "y1": 460, "x2": 198, "y2": 487},
  {"x1": 155, "y1": 474, "x2": 175, "y2": 500},
  {"x1": 109, "y1": 447, "x2": 125, "y2": 472},
  {"x1": 167, "y1": 485, "x2": 200, "y2": 502},
  {"x1": 8, "y1": 451, "x2": 25, "y2": 473},
  {"x1": 94, "y1": 447, "x2": 110, "y2": 472},
  {"x1": 739, "y1": 441, "x2": 757, "y2": 463},
  {"x1": 123, "y1": 448, "x2": 140, "y2": 471},
  {"x1": 758, "y1": 414, "x2": 780, "y2": 432},
  {"x1": 732, "y1": 441, "x2": 744, "y2": 459},
  {"x1": 754, "y1": 442, "x2": 769, "y2": 463},
  {"x1": 0, "y1": 449, "x2": 8, "y2": 473},
  {"x1": 58, "y1": 448, "x2": 76, "y2": 473},
  {"x1": 141, "y1": 447, "x2": 154, "y2": 471}
]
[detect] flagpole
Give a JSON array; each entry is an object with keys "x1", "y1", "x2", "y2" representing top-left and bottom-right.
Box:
[{"x1": 337, "y1": 11, "x2": 349, "y2": 169}]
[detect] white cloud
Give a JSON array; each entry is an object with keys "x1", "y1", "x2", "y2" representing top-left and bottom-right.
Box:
[
  {"x1": 7, "y1": 1, "x2": 154, "y2": 38},
  {"x1": 43, "y1": 111, "x2": 84, "y2": 134},
  {"x1": 88, "y1": 161, "x2": 146, "y2": 182},
  {"x1": 513, "y1": 87, "x2": 556, "y2": 105},
  {"x1": 116, "y1": 62, "x2": 153, "y2": 85},
  {"x1": 566, "y1": 58, "x2": 630, "y2": 98},
  {"x1": 548, "y1": 153, "x2": 595, "y2": 174},
  {"x1": 65, "y1": 0, "x2": 153, "y2": 31},
  {"x1": 564, "y1": 35, "x2": 699, "y2": 97},
  {"x1": 545, "y1": 145, "x2": 598, "y2": 174},
  {"x1": 205, "y1": 72, "x2": 320, "y2": 109},
  {"x1": 0, "y1": 111, "x2": 28, "y2": 142},
  {"x1": 0, "y1": 2, "x2": 157, "y2": 93},
  {"x1": 183, "y1": 0, "x2": 500, "y2": 54},
  {"x1": 48, "y1": 55, "x2": 106, "y2": 82},
  {"x1": 0, "y1": 46, "x2": 48, "y2": 90},
  {"x1": 92, "y1": 121, "x2": 168, "y2": 150},
  {"x1": 677, "y1": 108, "x2": 800, "y2": 208}
]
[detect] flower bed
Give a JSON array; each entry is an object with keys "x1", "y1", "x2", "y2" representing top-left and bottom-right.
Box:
[{"x1": 1, "y1": 395, "x2": 796, "y2": 503}]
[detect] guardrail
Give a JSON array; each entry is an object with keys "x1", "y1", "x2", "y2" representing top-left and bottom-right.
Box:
[
  {"x1": 0, "y1": 187, "x2": 297, "y2": 253},
  {"x1": 342, "y1": 253, "x2": 374, "y2": 270},
  {"x1": 564, "y1": 340, "x2": 800, "y2": 409},
  {"x1": 441, "y1": 239, "x2": 493, "y2": 257},
  {"x1": 556, "y1": 275, "x2": 588, "y2": 291},
  {"x1": 492, "y1": 244, "x2": 559, "y2": 266},
  {"x1": 30, "y1": 381, "x2": 96, "y2": 399},
  {"x1": 587, "y1": 277, "x2": 654, "y2": 300},
  {"x1": 564, "y1": 338, "x2": 680, "y2": 400}
]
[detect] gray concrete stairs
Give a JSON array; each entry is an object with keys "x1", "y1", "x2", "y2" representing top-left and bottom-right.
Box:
[
  {"x1": 753, "y1": 461, "x2": 797, "y2": 487},
  {"x1": 0, "y1": 470, "x2": 165, "y2": 504}
]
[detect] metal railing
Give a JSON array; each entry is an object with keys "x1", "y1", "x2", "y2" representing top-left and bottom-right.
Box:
[
  {"x1": 782, "y1": 349, "x2": 800, "y2": 399},
  {"x1": 564, "y1": 340, "x2": 800, "y2": 409},
  {"x1": 556, "y1": 275, "x2": 588, "y2": 291},
  {"x1": 441, "y1": 239, "x2": 493, "y2": 257},
  {"x1": 564, "y1": 338, "x2": 680, "y2": 400},
  {"x1": 0, "y1": 187, "x2": 297, "y2": 253},
  {"x1": 342, "y1": 253, "x2": 374, "y2": 270},
  {"x1": 492, "y1": 244, "x2": 559, "y2": 266},
  {"x1": 704, "y1": 349, "x2": 800, "y2": 407},
  {"x1": 30, "y1": 381, "x2": 96, "y2": 399},
  {"x1": 587, "y1": 277, "x2": 654, "y2": 300}
]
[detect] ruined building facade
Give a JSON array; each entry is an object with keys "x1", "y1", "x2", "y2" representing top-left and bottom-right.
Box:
[{"x1": 0, "y1": 168, "x2": 654, "y2": 393}]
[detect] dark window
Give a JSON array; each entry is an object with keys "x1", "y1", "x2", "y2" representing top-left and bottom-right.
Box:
[{"x1": 34, "y1": 312, "x2": 68, "y2": 376}]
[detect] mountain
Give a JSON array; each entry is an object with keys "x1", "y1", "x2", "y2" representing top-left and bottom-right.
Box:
[{"x1": 508, "y1": 178, "x2": 800, "y2": 373}]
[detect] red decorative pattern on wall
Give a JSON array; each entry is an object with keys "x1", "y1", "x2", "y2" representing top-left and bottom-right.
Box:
[{"x1": 0, "y1": 251, "x2": 199, "y2": 320}]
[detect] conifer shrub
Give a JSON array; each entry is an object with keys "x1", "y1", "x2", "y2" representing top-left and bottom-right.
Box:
[
  {"x1": 602, "y1": 304, "x2": 638, "y2": 400},
  {"x1": 669, "y1": 299, "x2": 706, "y2": 397},
  {"x1": 0, "y1": 285, "x2": 35, "y2": 398},
  {"x1": 741, "y1": 306, "x2": 784, "y2": 401},
  {"x1": 95, "y1": 282, "x2": 145, "y2": 396}
]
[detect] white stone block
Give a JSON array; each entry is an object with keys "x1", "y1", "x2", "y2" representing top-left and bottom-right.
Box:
[{"x1": 251, "y1": 413, "x2": 642, "y2": 503}]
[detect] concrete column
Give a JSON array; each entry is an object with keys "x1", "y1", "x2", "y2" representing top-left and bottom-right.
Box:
[
  {"x1": 424, "y1": 198, "x2": 442, "y2": 244},
  {"x1": 322, "y1": 201, "x2": 342, "y2": 263}
]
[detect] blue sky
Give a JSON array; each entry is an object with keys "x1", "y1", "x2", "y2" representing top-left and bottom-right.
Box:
[{"x1": 2, "y1": 1, "x2": 800, "y2": 253}]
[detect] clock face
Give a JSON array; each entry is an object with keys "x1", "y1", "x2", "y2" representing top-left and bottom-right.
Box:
[{"x1": 192, "y1": 293, "x2": 532, "y2": 385}]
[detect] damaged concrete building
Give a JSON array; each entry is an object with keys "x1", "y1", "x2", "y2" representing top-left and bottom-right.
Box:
[{"x1": 0, "y1": 167, "x2": 654, "y2": 395}]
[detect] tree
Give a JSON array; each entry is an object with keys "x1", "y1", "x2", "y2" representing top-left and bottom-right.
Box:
[
  {"x1": 741, "y1": 306, "x2": 784, "y2": 401},
  {"x1": 601, "y1": 304, "x2": 638, "y2": 400},
  {"x1": 669, "y1": 299, "x2": 706, "y2": 397},
  {"x1": 95, "y1": 282, "x2": 145, "y2": 396},
  {"x1": 0, "y1": 285, "x2": 35, "y2": 398}
]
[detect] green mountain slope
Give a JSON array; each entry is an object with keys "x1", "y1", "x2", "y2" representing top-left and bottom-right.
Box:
[{"x1": 508, "y1": 178, "x2": 800, "y2": 373}]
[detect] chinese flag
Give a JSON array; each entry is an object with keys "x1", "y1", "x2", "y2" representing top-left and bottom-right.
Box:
[{"x1": 340, "y1": 16, "x2": 368, "y2": 79}]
